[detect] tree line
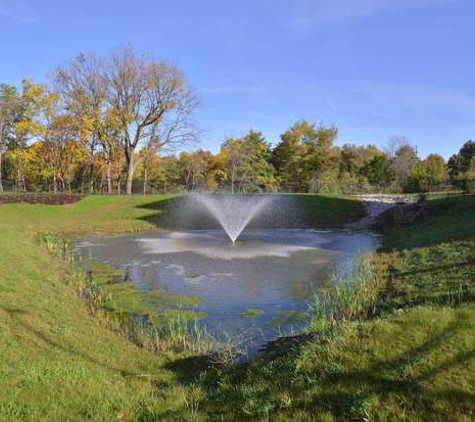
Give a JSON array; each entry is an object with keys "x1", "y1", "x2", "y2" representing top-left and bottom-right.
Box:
[{"x1": 0, "y1": 47, "x2": 474, "y2": 195}]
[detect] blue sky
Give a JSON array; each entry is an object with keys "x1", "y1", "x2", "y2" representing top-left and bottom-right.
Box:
[{"x1": 0, "y1": 0, "x2": 474, "y2": 158}]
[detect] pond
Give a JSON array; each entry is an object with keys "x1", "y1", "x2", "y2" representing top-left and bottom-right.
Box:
[{"x1": 73, "y1": 229, "x2": 377, "y2": 355}]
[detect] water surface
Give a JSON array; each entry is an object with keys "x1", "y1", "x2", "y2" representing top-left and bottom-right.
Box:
[{"x1": 74, "y1": 229, "x2": 376, "y2": 353}]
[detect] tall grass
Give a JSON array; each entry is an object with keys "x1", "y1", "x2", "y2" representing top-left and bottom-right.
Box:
[
  {"x1": 38, "y1": 232, "x2": 71, "y2": 261},
  {"x1": 309, "y1": 254, "x2": 384, "y2": 331},
  {"x1": 131, "y1": 313, "x2": 218, "y2": 355},
  {"x1": 38, "y1": 232, "x2": 220, "y2": 356}
]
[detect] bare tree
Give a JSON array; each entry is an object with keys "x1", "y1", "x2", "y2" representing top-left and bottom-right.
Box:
[
  {"x1": 54, "y1": 53, "x2": 116, "y2": 193},
  {"x1": 107, "y1": 46, "x2": 200, "y2": 194}
]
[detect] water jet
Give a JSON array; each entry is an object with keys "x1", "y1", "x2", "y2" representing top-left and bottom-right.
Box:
[{"x1": 193, "y1": 193, "x2": 273, "y2": 243}]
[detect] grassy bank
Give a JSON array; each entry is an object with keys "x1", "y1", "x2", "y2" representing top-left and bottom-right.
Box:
[
  {"x1": 4, "y1": 193, "x2": 474, "y2": 421},
  {"x1": 186, "y1": 194, "x2": 475, "y2": 421},
  {"x1": 0, "y1": 194, "x2": 363, "y2": 421}
]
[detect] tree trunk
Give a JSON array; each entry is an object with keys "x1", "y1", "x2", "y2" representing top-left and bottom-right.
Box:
[
  {"x1": 125, "y1": 147, "x2": 136, "y2": 195},
  {"x1": 89, "y1": 159, "x2": 94, "y2": 194},
  {"x1": 143, "y1": 165, "x2": 148, "y2": 195},
  {"x1": 106, "y1": 160, "x2": 113, "y2": 194},
  {"x1": 0, "y1": 149, "x2": 3, "y2": 193},
  {"x1": 231, "y1": 166, "x2": 235, "y2": 194},
  {"x1": 53, "y1": 172, "x2": 57, "y2": 194},
  {"x1": 17, "y1": 162, "x2": 26, "y2": 192}
]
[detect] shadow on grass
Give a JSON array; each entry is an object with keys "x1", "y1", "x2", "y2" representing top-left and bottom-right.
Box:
[
  {"x1": 134, "y1": 194, "x2": 366, "y2": 231},
  {"x1": 162, "y1": 315, "x2": 475, "y2": 420},
  {"x1": 378, "y1": 246, "x2": 475, "y2": 311},
  {"x1": 382, "y1": 194, "x2": 475, "y2": 252},
  {"x1": 2, "y1": 306, "x2": 138, "y2": 377}
]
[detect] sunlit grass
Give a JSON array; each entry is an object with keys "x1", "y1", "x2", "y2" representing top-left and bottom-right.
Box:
[{"x1": 3, "y1": 194, "x2": 475, "y2": 420}]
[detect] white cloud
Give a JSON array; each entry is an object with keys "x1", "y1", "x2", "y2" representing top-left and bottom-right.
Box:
[{"x1": 0, "y1": 0, "x2": 35, "y2": 23}]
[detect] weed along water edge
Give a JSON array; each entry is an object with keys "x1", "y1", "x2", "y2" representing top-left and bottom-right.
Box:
[
  {"x1": 74, "y1": 195, "x2": 377, "y2": 356},
  {"x1": 7, "y1": 194, "x2": 475, "y2": 420}
]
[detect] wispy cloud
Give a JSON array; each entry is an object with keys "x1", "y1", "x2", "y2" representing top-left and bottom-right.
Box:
[
  {"x1": 278, "y1": 0, "x2": 459, "y2": 28},
  {"x1": 355, "y1": 82, "x2": 475, "y2": 114},
  {"x1": 0, "y1": 0, "x2": 35, "y2": 23}
]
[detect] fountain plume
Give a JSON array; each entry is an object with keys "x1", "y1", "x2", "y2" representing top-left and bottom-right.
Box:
[{"x1": 194, "y1": 193, "x2": 272, "y2": 242}]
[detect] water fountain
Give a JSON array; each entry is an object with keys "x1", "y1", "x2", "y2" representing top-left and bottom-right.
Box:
[
  {"x1": 74, "y1": 193, "x2": 377, "y2": 354},
  {"x1": 193, "y1": 193, "x2": 273, "y2": 243}
]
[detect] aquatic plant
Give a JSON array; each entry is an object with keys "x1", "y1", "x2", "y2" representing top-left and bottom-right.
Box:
[
  {"x1": 38, "y1": 232, "x2": 225, "y2": 356},
  {"x1": 309, "y1": 254, "x2": 383, "y2": 331},
  {"x1": 241, "y1": 308, "x2": 265, "y2": 318},
  {"x1": 38, "y1": 232, "x2": 71, "y2": 261}
]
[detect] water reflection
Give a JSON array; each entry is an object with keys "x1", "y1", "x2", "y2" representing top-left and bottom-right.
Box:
[{"x1": 74, "y1": 229, "x2": 376, "y2": 352}]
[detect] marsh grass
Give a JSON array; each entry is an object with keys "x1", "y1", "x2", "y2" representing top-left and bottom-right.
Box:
[
  {"x1": 38, "y1": 232, "x2": 71, "y2": 260},
  {"x1": 309, "y1": 255, "x2": 383, "y2": 331},
  {"x1": 38, "y1": 232, "x2": 222, "y2": 356}
]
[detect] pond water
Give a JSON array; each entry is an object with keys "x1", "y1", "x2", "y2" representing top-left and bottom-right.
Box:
[{"x1": 73, "y1": 229, "x2": 376, "y2": 354}]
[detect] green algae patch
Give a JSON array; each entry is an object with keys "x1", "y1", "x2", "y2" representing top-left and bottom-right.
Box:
[
  {"x1": 266, "y1": 310, "x2": 308, "y2": 327},
  {"x1": 83, "y1": 261, "x2": 124, "y2": 284},
  {"x1": 81, "y1": 259, "x2": 206, "y2": 328},
  {"x1": 149, "y1": 289, "x2": 205, "y2": 306},
  {"x1": 241, "y1": 308, "x2": 265, "y2": 318},
  {"x1": 101, "y1": 281, "x2": 206, "y2": 324}
]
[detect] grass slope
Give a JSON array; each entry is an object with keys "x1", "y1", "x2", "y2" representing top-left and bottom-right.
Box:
[
  {"x1": 0, "y1": 196, "x2": 199, "y2": 421},
  {"x1": 6, "y1": 194, "x2": 475, "y2": 421},
  {"x1": 187, "y1": 194, "x2": 475, "y2": 421},
  {"x1": 0, "y1": 194, "x2": 363, "y2": 421}
]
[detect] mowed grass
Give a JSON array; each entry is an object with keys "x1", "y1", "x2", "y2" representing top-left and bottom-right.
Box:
[
  {"x1": 4, "y1": 193, "x2": 475, "y2": 421},
  {"x1": 177, "y1": 194, "x2": 475, "y2": 421},
  {"x1": 0, "y1": 194, "x2": 363, "y2": 421},
  {"x1": 0, "y1": 196, "x2": 204, "y2": 421}
]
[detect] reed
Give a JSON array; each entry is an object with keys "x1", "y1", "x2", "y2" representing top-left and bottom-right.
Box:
[
  {"x1": 309, "y1": 254, "x2": 384, "y2": 331},
  {"x1": 38, "y1": 232, "x2": 223, "y2": 357},
  {"x1": 38, "y1": 232, "x2": 71, "y2": 260}
]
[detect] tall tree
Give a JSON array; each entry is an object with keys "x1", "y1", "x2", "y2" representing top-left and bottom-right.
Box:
[
  {"x1": 406, "y1": 153, "x2": 447, "y2": 192},
  {"x1": 107, "y1": 47, "x2": 200, "y2": 194},
  {"x1": 218, "y1": 130, "x2": 276, "y2": 193},
  {"x1": 387, "y1": 140, "x2": 419, "y2": 189},
  {"x1": 54, "y1": 53, "x2": 117, "y2": 194},
  {"x1": 273, "y1": 120, "x2": 338, "y2": 192},
  {"x1": 448, "y1": 140, "x2": 475, "y2": 180},
  {"x1": 0, "y1": 84, "x2": 19, "y2": 192},
  {"x1": 9, "y1": 80, "x2": 54, "y2": 191}
]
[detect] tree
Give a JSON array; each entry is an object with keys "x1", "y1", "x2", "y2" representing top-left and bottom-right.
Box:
[
  {"x1": 272, "y1": 121, "x2": 309, "y2": 192},
  {"x1": 218, "y1": 130, "x2": 276, "y2": 193},
  {"x1": 0, "y1": 84, "x2": 19, "y2": 192},
  {"x1": 8, "y1": 80, "x2": 54, "y2": 191},
  {"x1": 361, "y1": 154, "x2": 392, "y2": 186},
  {"x1": 448, "y1": 140, "x2": 475, "y2": 180},
  {"x1": 107, "y1": 47, "x2": 200, "y2": 194},
  {"x1": 43, "y1": 112, "x2": 81, "y2": 193},
  {"x1": 406, "y1": 153, "x2": 447, "y2": 192},
  {"x1": 388, "y1": 140, "x2": 419, "y2": 189},
  {"x1": 273, "y1": 120, "x2": 338, "y2": 192},
  {"x1": 176, "y1": 149, "x2": 219, "y2": 191},
  {"x1": 54, "y1": 53, "x2": 119, "y2": 194}
]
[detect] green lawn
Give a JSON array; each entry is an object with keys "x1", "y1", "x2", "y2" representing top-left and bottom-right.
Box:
[
  {"x1": 186, "y1": 194, "x2": 475, "y2": 421},
  {"x1": 0, "y1": 194, "x2": 363, "y2": 421},
  {"x1": 2, "y1": 194, "x2": 475, "y2": 421},
  {"x1": 0, "y1": 196, "x2": 198, "y2": 421}
]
